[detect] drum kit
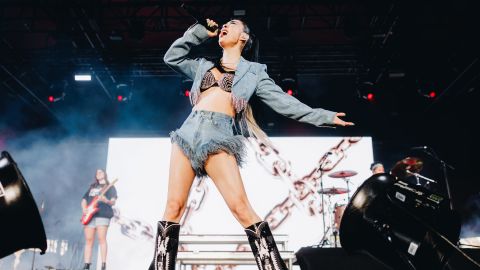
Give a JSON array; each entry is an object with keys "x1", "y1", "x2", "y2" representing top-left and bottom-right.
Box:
[{"x1": 317, "y1": 169, "x2": 357, "y2": 247}]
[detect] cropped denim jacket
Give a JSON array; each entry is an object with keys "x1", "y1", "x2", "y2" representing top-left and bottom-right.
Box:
[{"x1": 163, "y1": 23, "x2": 337, "y2": 136}]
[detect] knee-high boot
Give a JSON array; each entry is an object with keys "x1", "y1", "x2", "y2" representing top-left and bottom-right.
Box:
[
  {"x1": 244, "y1": 221, "x2": 288, "y2": 270},
  {"x1": 147, "y1": 221, "x2": 180, "y2": 270}
]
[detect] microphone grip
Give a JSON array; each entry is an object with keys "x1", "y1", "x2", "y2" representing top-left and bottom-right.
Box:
[{"x1": 181, "y1": 3, "x2": 219, "y2": 32}]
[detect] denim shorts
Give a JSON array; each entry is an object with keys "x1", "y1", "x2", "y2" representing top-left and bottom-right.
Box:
[
  {"x1": 170, "y1": 110, "x2": 246, "y2": 177},
  {"x1": 85, "y1": 217, "x2": 111, "y2": 228}
]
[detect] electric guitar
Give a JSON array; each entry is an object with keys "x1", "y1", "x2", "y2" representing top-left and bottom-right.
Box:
[{"x1": 81, "y1": 179, "x2": 118, "y2": 225}]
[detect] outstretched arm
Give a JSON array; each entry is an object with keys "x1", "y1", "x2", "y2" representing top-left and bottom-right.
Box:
[
  {"x1": 163, "y1": 20, "x2": 218, "y2": 80},
  {"x1": 255, "y1": 64, "x2": 354, "y2": 127}
]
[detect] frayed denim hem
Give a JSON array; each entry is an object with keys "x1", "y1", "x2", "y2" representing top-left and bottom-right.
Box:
[{"x1": 170, "y1": 131, "x2": 246, "y2": 177}]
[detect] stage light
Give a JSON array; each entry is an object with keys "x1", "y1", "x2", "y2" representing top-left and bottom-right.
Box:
[
  {"x1": 74, "y1": 74, "x2": 91, "y2": 81},
  {"x1": 388, "y1": 71, "x2": 406, "y2": 79},
  {"x1": 0, "y1": 156, "x2": 8, "y2": 169},
  {"x1": 418, "y1": 88, "x2": 437, "y2": 99},
  {"x1": 357, "y1": 81, "x2": 378, "y2": 102},
  {"x1": 233, "y1": 9, "x2": 246, "y2": 16},
  {"x1": 3, "y1": 184, "x2": 21, "y2": 205},
  {"x1": 417, "y1": 81, "x2": 438, "y2": 99},
  {"x1": 115, "y1": 83, "x2": 132, "y2": 103},
  {"x1": 47, "y1": 92, "x2": 66, "y2": 103},
  {"x1": 281, "y1": 77, "x2": 297, "y2": 96},
  {"x1": 0, "y1": 151, "x2": 47, "y2": 259},
  {"x1": 109, "y1": 30, "x2": 123, "y2": 41},
  {"x1": 340, "y1": 173, "x2": 461, "y2": 270},
  {"x1": 117, "y1": 94, "x2": 131, "y2": 103},
  {"x1": 180, "y1": 78, "x2": 193, "y2": 97}
]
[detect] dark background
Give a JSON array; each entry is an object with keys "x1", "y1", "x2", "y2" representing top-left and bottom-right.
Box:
[{"x1": 0, "y1": 0, "x2": 479, "y2": 267}]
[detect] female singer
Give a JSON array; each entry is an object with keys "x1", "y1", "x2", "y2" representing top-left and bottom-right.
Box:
[{"x1": 149, "y1": 18, "x2": 353, "y2": 270}]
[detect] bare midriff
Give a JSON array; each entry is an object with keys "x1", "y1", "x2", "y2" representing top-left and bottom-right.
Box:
[
  {"x1": 192, "y1": 67, "x2": 236, "y2": 117},
  {"x1": 193, "y1": 87, "x2": 235, "y2": 117}
]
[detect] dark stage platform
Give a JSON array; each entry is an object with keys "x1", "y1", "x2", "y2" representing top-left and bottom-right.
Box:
[{"x1": 295, "y1": 247, "x2": 480, "y2": 270}]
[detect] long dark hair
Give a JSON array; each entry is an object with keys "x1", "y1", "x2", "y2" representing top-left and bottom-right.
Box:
[
  {"x1": 234, "y1": 18, "x2": 272, "y2": 144},
  {"x1": 236, "y1": 18, "x2": 259, "y2": 62},
  {"x1": 91, "y1": 169, "x2": 110, "y2": 188}
]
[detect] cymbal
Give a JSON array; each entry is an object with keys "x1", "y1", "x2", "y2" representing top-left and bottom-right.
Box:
[
  {"x1": 318, "y1": 187, "x2": 349, "y2": 195},
  {"x1": 328, "y1": 170, "x2": 358, "y2": 178},
  {"x1": 390, "y1": 157, "x2": 423, "y2": 179}
]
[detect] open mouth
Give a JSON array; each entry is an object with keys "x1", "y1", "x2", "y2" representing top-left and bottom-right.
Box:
[{"x1": 220, "y1": 29, "x2": 228, "y2": 37}]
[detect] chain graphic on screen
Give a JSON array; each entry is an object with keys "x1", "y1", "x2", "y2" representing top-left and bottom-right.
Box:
[
  {"x1": 110, "y1": 176, "x2": 208, "y2": 241},
  {"x1": 112, "y1": 208, "x2": 154, "y2": 241},
  {"x1": 249, "y1": 137, "x2": 362, "y2": 230},
  {"x1": 111, "y1": 137, "x2": 361, "y2": 270},
  {"x1": 231, "y1": 137, "x2": 362, "y2": 255},
  {"x1": 180, "y1": 177, "x2": 209, "y2": 234}
]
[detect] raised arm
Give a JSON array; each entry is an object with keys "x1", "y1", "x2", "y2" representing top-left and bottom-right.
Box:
[
  {"x1": 163, "y1": 23, "x2": 212, "y2": 80},
  {"x1": 254, "y1": 64, "x2": 338, "y2": 127}
]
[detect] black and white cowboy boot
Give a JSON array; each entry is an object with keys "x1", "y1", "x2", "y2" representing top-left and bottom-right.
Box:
[
  {"x1": 147, "y1": 221, "x2": 180, "y2": 270},
  {"x1": 245, "y1": 221, "x2": 288, "y2": 270}
]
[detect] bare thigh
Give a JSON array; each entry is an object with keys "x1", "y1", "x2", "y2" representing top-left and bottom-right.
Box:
[
  {"x1": 162, "y1": 143, "x2": 196, "y2": 222},
  {"x1": 96, "y1": 226, "x2": 108, "y2": 242},
  {"x1": 204, "y1": 151, "x2": 261, "y2": 228},
  {"x1": 84, "y1": 227, "x2": 95, "y2": 243}
]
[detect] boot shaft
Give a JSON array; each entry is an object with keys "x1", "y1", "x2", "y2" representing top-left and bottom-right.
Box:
[
  {"x1": 245, "y1": 221, "x2": 288, "y2": 270},
  {"x1": 149, "y1": 221, "x2": 181, "y2": 270}
]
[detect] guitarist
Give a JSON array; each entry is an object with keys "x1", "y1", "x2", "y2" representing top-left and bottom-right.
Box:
[{"x1": 81, "y1": 169, "x2": 118, "y2": 270}]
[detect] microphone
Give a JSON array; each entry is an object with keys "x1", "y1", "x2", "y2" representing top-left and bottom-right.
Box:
[{"x1": 180, "y1": 3, "x2": 219, "y2": 32}]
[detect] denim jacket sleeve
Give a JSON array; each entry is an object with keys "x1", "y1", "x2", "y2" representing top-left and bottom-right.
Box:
[
  {"x1": 163, "y1": 24, "x2": 210, "y2": 80},
  {"x1": 255, "y1": 64, "x2": 337, "y2": 126}
]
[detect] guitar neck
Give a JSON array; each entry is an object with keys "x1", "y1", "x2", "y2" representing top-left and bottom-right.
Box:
[{"x1": 98, "y1": 179, "x2": 118, "y2": 197}]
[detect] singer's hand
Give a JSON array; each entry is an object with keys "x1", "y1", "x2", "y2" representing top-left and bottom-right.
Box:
[
  {"x1": 206, "y1": 19, "x2": 219, "y2": 37},
  {"x1": 333, "y1": 112, "x2": 355, "y2": 127}
]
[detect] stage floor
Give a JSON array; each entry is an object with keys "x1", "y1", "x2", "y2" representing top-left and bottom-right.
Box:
[{"x1": 295, "y1": 247, "x2": 480, "y2": 270}]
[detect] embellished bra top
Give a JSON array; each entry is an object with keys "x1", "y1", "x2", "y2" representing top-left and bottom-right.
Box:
[{"x1": 200, "y1": 62, "x2": 235, "y2": 92}]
